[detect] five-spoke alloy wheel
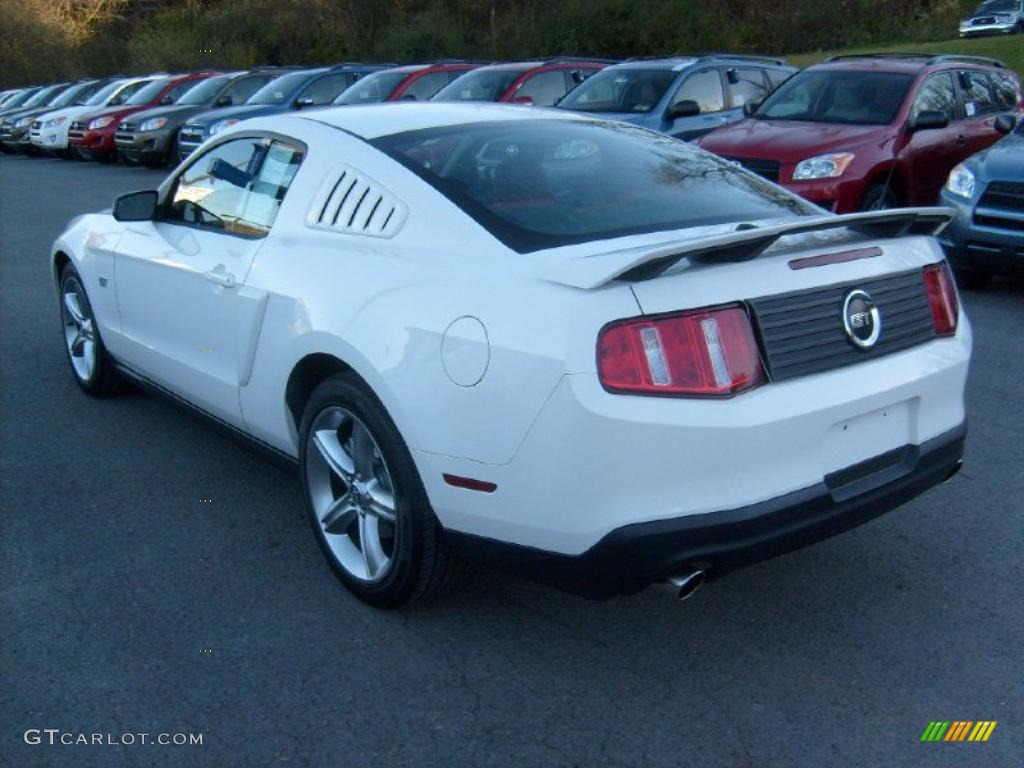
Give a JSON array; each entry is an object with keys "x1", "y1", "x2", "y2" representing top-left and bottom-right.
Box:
[{"x1": 59, "y1": 265, "x2": 120, "y2": 397}]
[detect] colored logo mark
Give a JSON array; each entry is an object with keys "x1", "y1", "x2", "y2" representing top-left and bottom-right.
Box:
[{"x1": 921, "y1": 721, "x2": 997, "y2": 742}]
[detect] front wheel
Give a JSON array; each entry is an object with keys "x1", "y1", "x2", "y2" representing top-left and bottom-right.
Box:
[
  {"x1": 859, "y1": 183, "x2": 899, "y2": 211},
  {"x1": 299, "y1": 373, "x2": 462, "y2": 608},
  {"x1": 59, "y1": 265, "x2": 121, "y2": 397}
]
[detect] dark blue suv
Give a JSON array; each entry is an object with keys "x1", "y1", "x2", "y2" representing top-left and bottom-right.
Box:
[
  {"x1": 939, "y1": 114, "x2": 1024, "y2": 289},
  {"x1": 176, "y1": 64, "x2": 387, "y2": 161},
  {"x1": 557, "y1": 54, "x2": 797, "y2": 141}
]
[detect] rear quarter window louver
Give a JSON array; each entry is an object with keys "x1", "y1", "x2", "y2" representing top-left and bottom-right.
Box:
[{"x1": 307, "y1": 164, "x2": 407, "y2": 238}]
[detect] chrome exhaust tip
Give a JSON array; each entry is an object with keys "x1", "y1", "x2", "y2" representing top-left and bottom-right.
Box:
[
  {"x1": 663, "y1": 568, "x2": 706, "y2": 601},
  {"x1": 943, "y1": 460, "x2": 963, "y2": 484}
]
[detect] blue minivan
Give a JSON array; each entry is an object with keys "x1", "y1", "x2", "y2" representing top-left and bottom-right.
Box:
[{"x1": 557, "y1": 54, "x2": 797, "y2": 141}]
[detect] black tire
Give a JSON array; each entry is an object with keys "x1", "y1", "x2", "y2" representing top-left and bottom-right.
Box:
[
  {"x1": 954, "y1": 266, "x2": 992, "y2": 291},
  {"x1": 299, "y1": 373, "x2": 462, "y2": 608},
  {"x1": 859, "y1": 183, "x2": 899, "y2": 211},
  {"x1": 58, "y1": 265, "x2": 122, "y2": 397}
]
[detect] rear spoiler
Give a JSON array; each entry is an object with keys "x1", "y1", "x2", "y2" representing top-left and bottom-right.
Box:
[{"x1": 539, "y1": 207, "x2": 954, "y2": 290}]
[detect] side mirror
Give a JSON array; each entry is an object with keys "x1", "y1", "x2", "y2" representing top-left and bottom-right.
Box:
[
  {"x1": 512, "y1": 95, "x2": 534, "y2": 106},
  {"x1": 113, "y1": 190, "x2": 158, "y2": 222},
  {"x1": 909, "y1": 109, "x2": 949, "y2": 132},
  {"x1": 726, "y1": 68, "x2": 739, "y2": 85},
  {"x1": 400, "y1": 93, "x2": 418, "y2": 101},
  {"x1": 215, "y1": 94, "x2": 233, "y2": 107},
  {"x1": 160, "y1": 95, "x2": 173, "y2": 105},
  {"x1": 742, "y1": 100, "x2": 762, "y2": 117},
  {"x1": 994, "y1": 114, "x2": 1016, "y2": 134},
  {"x1": 665, "y1": 99, "x2": 701, "y2": 120},
  {"x1": 293, "y1": 96, "x2": 315, "y2": 109}
]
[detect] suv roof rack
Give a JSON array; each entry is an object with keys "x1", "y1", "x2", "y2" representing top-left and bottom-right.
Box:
[
  {"x1": 825, "y1": 52, "x2": 1005, "y2": 68},
  {"x1": 540, "y1": 56, "x2": 620, "y2": 65},
  {"x1": 624, "y1": 52, "x2": 788, "y2": 65}
]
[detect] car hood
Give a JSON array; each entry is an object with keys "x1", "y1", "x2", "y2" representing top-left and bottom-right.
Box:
[
  {"x1": 187, "y1": 103, "x2": 284, "y2": 128},
  {"x1": 2, "y1": 105, "x2": 57, "y2": 123},
  {"x1": 966, "y1": 132, "x2": 1024, "y2": 179},
  {"x1": 698, "y1": 118, "x2": 891, "y2": 161},
  {"x1": 127, "y1": 103, "x2": 208, "y2": 127},
  {"x1": 77, "y1": 104, "x2": 150, "y2": 124},
  {"x1": 34, "y1": 104, "x2": 94, "y2": 123}
]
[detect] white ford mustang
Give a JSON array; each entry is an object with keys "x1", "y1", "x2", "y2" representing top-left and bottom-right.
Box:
[{"x1": 52, "y1": 103, "x2": 969, "y2": 607}]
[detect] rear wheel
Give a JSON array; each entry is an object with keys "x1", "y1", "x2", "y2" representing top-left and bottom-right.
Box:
[
  {"x1": 299, "y1": 373, "x2": 462, "y2": 608},
  {"x1": 859, "y1": 183, "x2": 899, "y2": 211},
  {"x1": 59, "y1": 265, "x2": 121, "y2": 397}
]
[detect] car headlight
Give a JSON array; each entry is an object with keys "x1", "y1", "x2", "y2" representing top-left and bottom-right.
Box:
[
  {"x1": 792, "y1": 153, "x2": 855, "y2": 180},
  {"x1": 88, "y1": 116, "x2": 115, "y2": 130},
  {"x1": 209, "y1": 118, "x2": 239, "y2": 135},
  {"x1": 44, "y1": 116, "x2": 67, "y2": 128},
  {"x1": 944, "y1": 163, "x2": 975, "y2": 199},
  {"x1": 140, "y1": 117, "x2": 168, "y2": 132},
  {"x1": 16, "y1": 116, "x2": 33, "y2": 128}
]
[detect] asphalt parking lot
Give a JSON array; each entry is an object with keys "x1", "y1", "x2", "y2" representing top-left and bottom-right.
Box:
[{"x1": 1, "y1": 152, "x2": 1022, "y2": 768}]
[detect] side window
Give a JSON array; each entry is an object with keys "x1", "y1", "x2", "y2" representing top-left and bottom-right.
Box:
[
  {"x1": 912, "y1": 72, "x2": 958, "y2": 123},
  {"x1": 402, "y1": 72, "x2": 450, "y2": 100},
  {"x1": 725, "y1": 67, "x2": 768, "y2": 107},
  {"x1": 516, "y1": 70, "x2": 570, "y2": 106},
  {"x1": 672, "y1": 70, "x2": 725, "y2": 113},
  {"x1": 166, "y1": 138, "x2": 303, "y2": 238},
  {"x1": 297, "y1": 74, "x2": 352, "y2": 106},
  {"x1": 223, "y1": 75, "x2": 273, "y2": 105},
  {"x1": 961, "y1": 71, "x2": 997, "y2": 117},
  {"x1": 989, "y1": 72, "x2": 1019, "y2": 111}
]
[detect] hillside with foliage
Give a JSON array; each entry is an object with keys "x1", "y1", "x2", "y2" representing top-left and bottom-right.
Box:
[{"x1": 0, "y1": 0, "x2": 1013, "y2": 86}]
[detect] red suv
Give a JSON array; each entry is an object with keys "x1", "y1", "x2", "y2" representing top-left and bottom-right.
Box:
[
  {"x1": 69, "y1": 72, "x2": 217, "y2": 162},
  {"x1": 334, "y1": 61, "x2": 484, "y2": 105},
  {"x1": 430, "y1": 58, "x2": 615, "y2": 106},
  {"x1": 698, "y1": 54, "x2": 1022, "y2": 212}
]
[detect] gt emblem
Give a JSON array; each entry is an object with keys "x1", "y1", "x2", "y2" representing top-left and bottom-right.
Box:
[{"x1": 842, "y1": 289, "x2": 881, "y2": 349}]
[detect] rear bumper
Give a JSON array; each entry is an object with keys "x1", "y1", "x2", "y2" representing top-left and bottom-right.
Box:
[{"x1": 448, "y1": 422, "x2": 966, "y2": 598}]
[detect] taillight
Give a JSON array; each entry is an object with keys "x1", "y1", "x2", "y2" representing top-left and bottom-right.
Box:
[
  {"x1": 597, "y1": 304, "x2": 765, "y2": 397},
  {"x1": 923, "y1": 263, "x2": 959, "y2": 336}
]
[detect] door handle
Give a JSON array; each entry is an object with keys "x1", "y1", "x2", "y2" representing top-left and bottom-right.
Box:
[{"x1": 204, "y1": 268, "x2": 236, "y2": 288}]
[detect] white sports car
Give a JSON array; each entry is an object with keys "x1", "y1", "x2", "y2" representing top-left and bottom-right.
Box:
[{"x1": 52, "y1": 103, "x2": 969, "y2": 607}]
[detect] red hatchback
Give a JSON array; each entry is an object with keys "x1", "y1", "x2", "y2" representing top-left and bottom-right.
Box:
[
  {"x1": 430, "y1": 58, "x2": 614, "y2": 106},
  {"x1": 698, "y1": 54, "x2": 1022, "y2": 212},
  {"x1": 69, "y1": 72, "x2": 217, "y2": 162}
]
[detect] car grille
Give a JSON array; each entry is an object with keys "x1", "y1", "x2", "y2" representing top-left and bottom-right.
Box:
[
  {"x1": 747, "y1": 269, "x2": 936, "y2": 383},
  {"x1": 725, "y1": 156, "x2": 781, "y2": 183},
  {"x1": 179, "y1": 126, "x2": 204, "y2": 143},
  {"x1": 979, "y1": 181, "x2": 1024, "y2": 212},
  {"x1": 31, "y1": 120, "x2": 41, "y2": 130},
  {"x1": 973, "y1": 16, "x2": 996, "y2": 24},
  {"x1": 119, "y1": 121, "x2": 138, "y2": 133},
  {"x1": 68, "y1": 120, "x2": 85, "y2": 140}
]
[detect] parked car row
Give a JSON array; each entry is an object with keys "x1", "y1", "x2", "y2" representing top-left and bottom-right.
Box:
[{"x1": 3, "y1": 51, "x2": 1022, "y2": 286}]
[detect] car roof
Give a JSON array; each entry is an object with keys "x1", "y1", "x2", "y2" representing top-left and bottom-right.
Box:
[
  {"x1": 290, "y1": 101, "x2": 589, "y2": 139},
  {"x1": 613, "y1": 54, "x2": 791, "y2": 71},
  {"x1": 816, "y1": 53, "x2": 1007, "y2": 74}
]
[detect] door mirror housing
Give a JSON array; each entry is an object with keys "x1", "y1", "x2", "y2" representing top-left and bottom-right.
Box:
[
  {"x1": 909, "y1": 109, "x2": 949, "y2": 132},
  {"x1": 512, "y1": 95, "x2": 534, "y2": 106},
  {"x1": 113, "y1": 190, "x2": 158, "y2": 222},
  {"x1": 293, "y1": 96, "x2": 316, "y2": 109},
  {"x1": 160, "y1": 95, "x2": 173, "y2": 105},
  {"x1": 994, "y1": 114, "x2": 1016, "y2": 134},
  {"x1": 665, "y1": 99, "x2": 701, "y2": 120},
  {"x1": 742, "y1": 100, "x2": 762, "y2": 117},
  {"x1": 215, "y1": 94, "x2": 233, "y2": 107}
]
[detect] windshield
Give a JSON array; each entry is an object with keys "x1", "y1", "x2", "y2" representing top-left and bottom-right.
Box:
[
  {"x1": 374, "y1": 120, "x2": 814, "y2": 253},
  {"x1": 176, "y1": 75, "x2": 232, "y2": 105},
  {"x1": 85, "y1": 79, "x2": 126, "y2": 106},
  {"x1": 3, "y1": 89, "x2": 37, "y2": 109},
  {"x1": 558, "y1": 68, "x2": 678, "y2": 113},
  {"x1": 335, "y1": 71, "x2": 408, "y2": 104},
  {"x1": 433, "y1": 69, "x2": 526, "y2": 102},
  {"x1": 126, "y1": 79, "x2": 169, "y2": 105},
  {"x1": 976, "y1": 0, "x2": 1018, "y2": 11},
  {"x1": 248, "y1": 70, "x2": 318, "y2": 105},
  {"x1": 24, "y1": 85, "x2": 66, "y2": 108},
  {"x1": 48, "y1": 82, "x2": 88, "y2": 107},
  {"x1": 754, "y1": 70, "x2": 913, "y2": 125}
]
